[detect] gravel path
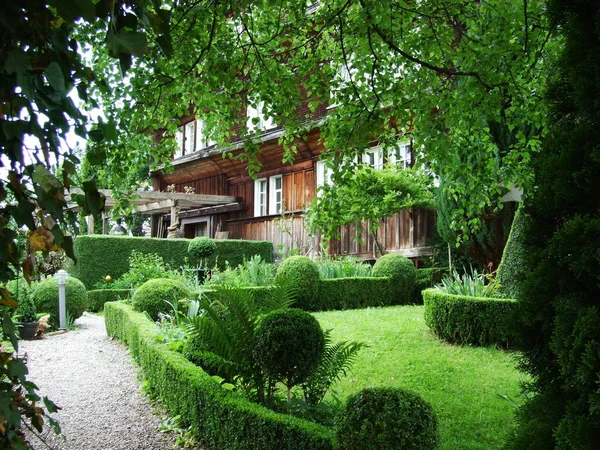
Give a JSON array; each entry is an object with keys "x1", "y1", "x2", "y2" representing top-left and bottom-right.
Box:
[{"x1": 20, "y1": 313, "x2": 182, "y2": 450}]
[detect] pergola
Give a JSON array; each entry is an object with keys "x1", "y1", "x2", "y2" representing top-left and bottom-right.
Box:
[{"x1": 68, "y1": 189, "x2": 242, "y2": 235}]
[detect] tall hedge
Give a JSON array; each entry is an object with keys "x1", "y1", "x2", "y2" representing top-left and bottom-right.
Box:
[
  {"x1": 104, "y1": 301, "x2": 335, "y2": 450},
  {"x1": 69, "y1": 235, "x2": 273, "y2": 289},
  {"x1": 510, "y1": 2, "x2": 600, "y2": 447}
]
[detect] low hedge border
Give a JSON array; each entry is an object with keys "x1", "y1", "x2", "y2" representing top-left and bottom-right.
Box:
[
  {"x1": 70, "y1": 235, "x2": 273, "y2": 290},
  {"x1": 104, "y1": 301, "x2": 335, "y2": 450},
  {"x1": 422, "y1": 288, "x2": 517, "y2": 346},
  {"x1": 319, "y1": 278, "x2": 394, "y2": 310},
  {"x1": 87, "y1": 289, "x2": 132, "y2": 312}
]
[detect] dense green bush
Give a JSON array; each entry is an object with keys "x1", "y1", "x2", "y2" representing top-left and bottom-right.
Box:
[
  {"x1": 188, "y1": 237, "x2": 217, "y2": 261},
  {"x1": 412, "y1": 268, "x2": 448, "y2": 304},
  {"x1": 70, "y1": 235, "x2": 273, "y2": 289},
  {"x1": 207, "y1": 255, "x2": 275, "y2": 287},
  {"x1": 254, "y1": 309, "x2": 325, "y2": 391},
  {"x1": 104, "y1": 251, "x2": 181, "y2": 290},
  {"x1": 372, "y1": 254, "x2": 417, "y2": 304},
  {"x1": 32, "y1": 277, "x2": 87, "y2": 325},
  {"x1": 132, "y1": 278, "x2": 192, "y2": 320},
  {"x1": 336, "y1": 387, "x2": 439, "y2": 450},
  {"x1": 105, "y1": 301, "x2": 334, "y2": 450},
  {"x1": 275, "y1": 256, "x2": 320, "y2": 310},
  {"x1": 319, "y1": 278, "x2": 392, "y2": 310},
  {"x1": 7, "y1": 277, "x2": 36, "y2": 322},
  {"x1": 87, "y1": 289, "x2": 132, "y2": 312},
  {"x1": 497, "y1": 206, "x2": 528, "y2": 300},
  {"x1": 422, "y1": 289, "x2": 516, "y2": 346}
]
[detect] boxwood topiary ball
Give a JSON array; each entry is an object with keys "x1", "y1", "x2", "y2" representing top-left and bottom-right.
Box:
[
  {"x1": 253, "y1": 308, "x2": 325, "y2": 388},
  {"x1": 188, "y1": 237, "x2": 217, "y2": 260},
  {"x1": 132, "y1": 278, "x2": 192, "y2": 320},
  {"x1": 372, "y1": 254, "x2": 417, "y2": 304},
  {"x1": 337, "y1": 387, "x2": 439, "y2": 450},
  {"x1": 32, "y1": 276, "x2": 87, "y2": 325},
  {"x1": 275, "y1": 256, "x2": 320, "y2": 310}
]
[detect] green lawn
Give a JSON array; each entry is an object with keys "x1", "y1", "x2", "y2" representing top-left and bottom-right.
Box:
[{"x1": 314, "y1": 305, "x2": 523, "y2": 450}]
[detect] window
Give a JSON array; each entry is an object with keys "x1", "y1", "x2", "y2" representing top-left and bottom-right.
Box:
[
  {"x1": 254, "y1": 178, "x2": 267, "y2": 216},
  {"x1": 316, "y1": 160, "x2": 334, "y2": 197},
  {"x1": 173, "y1": 119, "x2": 215, "y2": 159},
  {"x1": 362, "y1": 147, "x2": 384, "y2": 169},
  {"x1": 247, "y1": 101, "x2": 276, "y2": 132},
  {"x1": 389, "y1": 142, "x2": 412, "y2": 168},
  {"x1": 195, "y1": 119, "x2": 215, "y2": 150},
  {"x1": 269, "y1": 175, "x2": 283, "y2": 215}
]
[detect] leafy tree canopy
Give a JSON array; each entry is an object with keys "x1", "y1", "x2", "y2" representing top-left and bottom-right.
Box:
[{"x1": 83, "y1": 0, "x2": 558, "y2": 239}]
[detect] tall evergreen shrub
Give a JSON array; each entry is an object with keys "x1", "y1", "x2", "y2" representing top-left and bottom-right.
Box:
[{"x1": 511, "y1": 1, "x2": 600, "y2": 447}]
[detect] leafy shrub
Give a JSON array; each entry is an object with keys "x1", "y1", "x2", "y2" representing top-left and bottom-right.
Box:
[
  {"x1": 188, "y1": 237, "x2": 217, "y2": 261},
  {"x1": 87, "y1": 289, "x2": 132, "y2": 312},
  {"x1": 412, "y1": 268, "x2": 448, "y2": 304},
  {"x1": 275, "y1": 256, "x2": 320, "y2": 310},
  {"x1": 423, "y1": 288, "x2": 516, "y2": 346},
  {"x1": 437, "y1": 267, "x2": 500, "y2": 298},
  {"x1": 254, "y1": 309, "x2": 325, "y2": 395},
  {"x1": 208, "y1": 255, "x2": 275, "y2": 287},
  {"x1": 7, "y1": 277, "x2": 36, "y2": 322},
  {"x1": 32, "y1": 276, "x2": 87, "y2": 325},
  {"x1": 104, "y1": 251, "x2": 181, "y2": 290},
  {"x1": 105, "y1": 301, "x2": 335, "y2": 450},
  {"x1": 372, "y1": 254, "x2": 416, "y2": 304},
  {"x1": 132, "y1": 278, "x2": 192, "y2": 320},
  {"x1": 336, "y1": 387, "x2": 439, "y2": 450},
  {"x1": 316, "y1": 257, "x2": 372, "y2": 279},
  {"x1": 70, "y1": 235, "x2": 273, "y2": 289}
]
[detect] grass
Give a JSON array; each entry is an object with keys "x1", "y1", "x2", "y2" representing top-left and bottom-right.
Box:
[{"x1": 314, "y1": 305, "x2": 524, "y2": 450}]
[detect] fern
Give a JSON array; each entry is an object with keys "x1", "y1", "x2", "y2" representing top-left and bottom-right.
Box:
[
  {"x1": 184, "y1": 283, "x2": 293, "y2": 403},
  {"x1": 301, "y1": 330, "x2": 366, "y2": 406}
]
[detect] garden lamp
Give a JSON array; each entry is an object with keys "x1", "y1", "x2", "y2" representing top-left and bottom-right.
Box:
[{"x1": 54, "y1": 269, "x2": 69, "y2": 330}]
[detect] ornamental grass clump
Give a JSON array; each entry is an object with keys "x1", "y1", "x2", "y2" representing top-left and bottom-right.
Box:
[
  {"x1": 437, "y1": 267, "x2": 500, "y2": 298},
  {"x1": 336, "y1": 387, "x2": 439, "y2": 450}
]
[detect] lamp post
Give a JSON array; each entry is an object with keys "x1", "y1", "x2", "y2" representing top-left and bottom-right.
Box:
[{"x1": 54, "y1": 269, "x2": 69, "y2": 330}]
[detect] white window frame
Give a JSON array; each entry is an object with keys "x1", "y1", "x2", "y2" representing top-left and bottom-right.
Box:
[
  {"x1": 269, "y1": 175, "x2": 283, "y2": 215},
  {"x1": 174, "y1": 128, "x2": 184, "y2": 159},
  {"x1": 362, "y1": 147, "x2": 384, "y2": 169},
  {"x1": 389, "y1": 141, "x2": 412, "y2": 168},
  {"x1": 247, "y1": 101, "x2": 276, "y2": 132},
  {"x1": 195, "y1": 119, "x2": 215, "y2": 151},
  {"x1": 316, "y1": 160, "x2": 334, "y2": 196},
  {"x1": 254, "y1": 178, "x2": 267, "y2": 217},
  {"x1": 184, "y1": 121, "x2": 196, "y2": 155}
]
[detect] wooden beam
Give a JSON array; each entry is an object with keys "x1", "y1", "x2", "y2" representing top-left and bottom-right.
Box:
[
  {"x1": 134, "y1": 199, "x2": 176, "y2": 214},
  {"x1": 67, "y1": 188, "x2": 238, "y2": 207},
  {"x1": 179, "y1": 202, "x2": 244, "y2": 218}
]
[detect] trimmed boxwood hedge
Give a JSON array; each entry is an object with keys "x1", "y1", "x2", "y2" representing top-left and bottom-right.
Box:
[
  {"x1": 319, "y1": 278, "x2": 393, "y2": 310},
  {"x1": 423, "y1": 288, "x2": 517, "y2": 346},
  {"x1": 104, "y1": 301, "x2": 335, "y2": 450},
  {"x1": 69, "y1": 235, "x2": 273, "y2": 289},
  {"x1": 87, "y1": 289, "x2": 132, "y2": 312}
]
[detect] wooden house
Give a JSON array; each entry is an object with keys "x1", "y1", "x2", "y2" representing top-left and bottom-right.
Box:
[{"x1": 150, "y1": 99, "x2": 436, "y2": 263}]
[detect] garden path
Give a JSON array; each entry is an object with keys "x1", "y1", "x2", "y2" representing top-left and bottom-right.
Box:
[{"x1": 20, "y1": 313, "x2": 184, "y2": 450}]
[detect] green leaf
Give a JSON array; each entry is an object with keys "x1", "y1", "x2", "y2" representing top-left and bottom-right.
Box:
[
  {"x1": 4, "y1": 51, "x2": 31, "y2": 74},
  {"x1": 114, "y1": 31, "x2": 149, "y2": 56},
  {"x1": 32, "y1": 164, "x2": 62, "y2": 191},
  {"x1": 44, "y1": 62, "x2": 66, "y2": 95}
]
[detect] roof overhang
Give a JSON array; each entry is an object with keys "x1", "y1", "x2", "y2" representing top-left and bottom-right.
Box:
[{"x1": 67, "y1": 189, "x2": 241, "y2": 215}]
